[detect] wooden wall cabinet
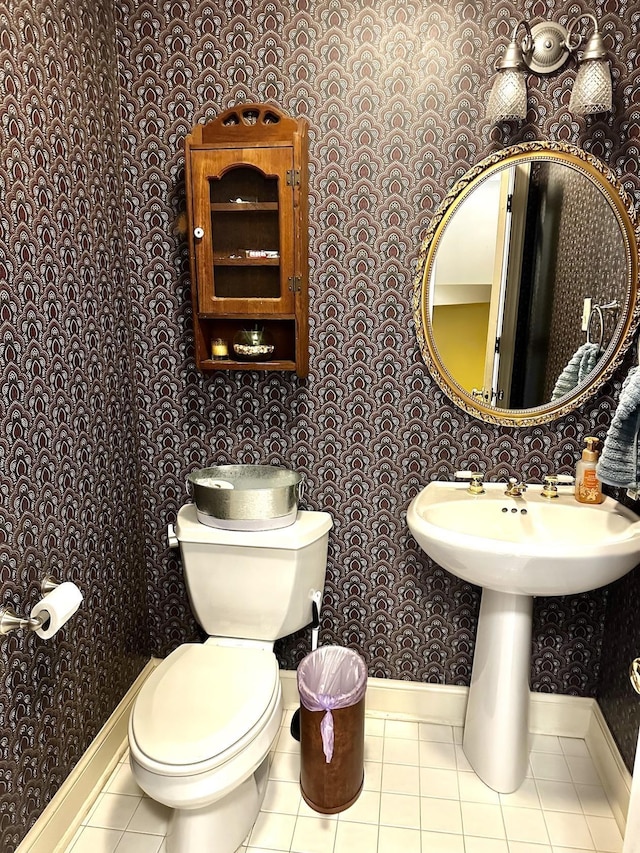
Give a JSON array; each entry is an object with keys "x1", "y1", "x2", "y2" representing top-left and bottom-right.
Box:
[{"x1": 184, "y1": 104, "x2": 309, "y2": 377}]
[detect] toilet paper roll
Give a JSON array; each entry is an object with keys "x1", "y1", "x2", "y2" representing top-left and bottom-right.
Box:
[{"x1": 30, "y1": 582, "x2": 83, "y2": 639}]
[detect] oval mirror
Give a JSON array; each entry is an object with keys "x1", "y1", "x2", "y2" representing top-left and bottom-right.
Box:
[{"x1": 413, "y1": 141, "x2": 640, "y2": 426}]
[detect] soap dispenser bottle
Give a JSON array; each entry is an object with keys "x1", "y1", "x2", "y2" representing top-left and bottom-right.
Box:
[{"x1": 575, "y1": 437, "x2": 604, "y2": 504}]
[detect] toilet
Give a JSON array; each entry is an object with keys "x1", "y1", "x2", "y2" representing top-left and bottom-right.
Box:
[{"x1": 128, "y1": 503, "x2": 332, "y2": 853}]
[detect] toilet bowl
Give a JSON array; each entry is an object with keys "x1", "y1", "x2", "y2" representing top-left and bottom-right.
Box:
[
  {"x1": 129, "y1": 642, "x2": 282, "y2": 852},
  {"x1": 128, "y1": 506, "x2": 332, "y2": 853}
]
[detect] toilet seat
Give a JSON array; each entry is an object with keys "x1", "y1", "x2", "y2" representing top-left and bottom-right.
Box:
[{"x1": 130, "y1": 643, "x2": 279, "y2": 775}]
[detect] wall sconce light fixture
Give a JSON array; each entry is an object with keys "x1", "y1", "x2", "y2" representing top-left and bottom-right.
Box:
[{"x1": 486, "y1": 14, "x2": 612, "y2": 123}]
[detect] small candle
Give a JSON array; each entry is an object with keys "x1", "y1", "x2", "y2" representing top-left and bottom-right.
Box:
[{"x1": 211, "y1": 338, "x2": 228, "y2": 358}]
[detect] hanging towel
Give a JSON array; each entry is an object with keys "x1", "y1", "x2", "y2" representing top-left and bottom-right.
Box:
[
  {"x1": 596, "y1": 365, "x2": 640, "y2": 493},
  {"x1": 551, "y1": 342, "x2": 601, "y2": 401}
]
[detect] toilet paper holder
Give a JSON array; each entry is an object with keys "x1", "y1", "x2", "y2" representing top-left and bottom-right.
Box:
[{"x1": 0, "y1": 575, "x2": 61, "y2": 635}]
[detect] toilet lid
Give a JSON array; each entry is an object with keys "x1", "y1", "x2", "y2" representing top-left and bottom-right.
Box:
[{"x1": 131, "y1": 644, "x2": 279, "y2": 766}]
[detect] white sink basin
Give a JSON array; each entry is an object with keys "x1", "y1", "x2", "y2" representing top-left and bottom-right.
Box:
[
  {"x1": 407, "y1": 479, "x2": 640, "y2": 794},
  {"x1": 407, "y1": 481, "x2": 640, "y2": 596}
]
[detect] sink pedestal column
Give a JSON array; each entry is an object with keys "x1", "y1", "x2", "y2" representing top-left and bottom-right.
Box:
[{"x1": 463, "y1": 589, "x2": 533, "y2": 793}]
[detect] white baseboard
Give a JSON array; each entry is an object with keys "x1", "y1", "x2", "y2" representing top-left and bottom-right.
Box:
[
  {"x1": 284, "y1": 671, "x2": 629, "y2": 832},
  {"x1": 283, "y1": 671, "x2": 596, "y2": 735},
  {"x1": 16, "y1": 658, "x2": 161, "y2": 853},
  {"x1": 18, "y1": 666, "x2": 632, "y2": 850},
  {"x1": 587, "y1": 701, "x2": 632, "y2": 831}
]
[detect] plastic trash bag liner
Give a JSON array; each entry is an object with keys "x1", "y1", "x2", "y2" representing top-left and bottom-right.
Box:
[{"x1": 297, "y1": 646, "x2": 367, "y2": 763}]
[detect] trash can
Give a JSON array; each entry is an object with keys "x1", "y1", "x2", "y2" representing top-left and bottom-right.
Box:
[{"x1": 297, "y1": 646, "x2": 367, "y2": 814}]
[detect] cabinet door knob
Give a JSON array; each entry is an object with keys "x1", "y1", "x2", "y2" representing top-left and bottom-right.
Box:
[{"x1": 193, "y1": 227, "x2": 205, "y2": 239}]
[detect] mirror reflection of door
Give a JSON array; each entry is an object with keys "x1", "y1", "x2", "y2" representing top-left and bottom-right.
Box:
[
  {"x1": 483, "y1": 164, "x2": 530, "y2": 407},
  {"x1": 430, "y1": 174, "x2": 500, "y2": 400}
]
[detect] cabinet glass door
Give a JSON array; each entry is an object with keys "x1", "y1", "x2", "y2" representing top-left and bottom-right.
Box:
[{"x1": 191, "y1": 148, "x2": 296, "y2": 314}]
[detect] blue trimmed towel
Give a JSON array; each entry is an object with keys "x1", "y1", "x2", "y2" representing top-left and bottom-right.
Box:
[
  {"x1": 551, "y1": 342, "x2": 601, "y2": 401},
  {"x1": 596, "y1": 365, "x2": 640, "y2": 496}
]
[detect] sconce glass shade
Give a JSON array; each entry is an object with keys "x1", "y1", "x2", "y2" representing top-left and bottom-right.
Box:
[
  {"x1": 486, "y1": 68, "x2": 528, "y2": 122},
  {"x1": 569, "y1": 58, "x2": 612, "y2": 114}
]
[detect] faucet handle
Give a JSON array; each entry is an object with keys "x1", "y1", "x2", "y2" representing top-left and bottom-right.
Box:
[
  {"x1": 504, "y1": 477, "x2": 527, "y2": 497},
  {"x1": 541, "y1": 473, "x2": 574, "y2": 499},
  {"x1": 454, "y1": 470, "x2": 485, "y2": 494}
]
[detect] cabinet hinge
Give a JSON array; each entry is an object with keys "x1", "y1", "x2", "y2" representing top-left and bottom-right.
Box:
[
  {"x1": 288, "y1": 276, "x2": 302, "y2": 293},
  {"x1": 286, "y1": 169, "x2": 300, "y2": 187},
  {"x1": 506, "y1": 193, "x2": 513, "y2": 213}
]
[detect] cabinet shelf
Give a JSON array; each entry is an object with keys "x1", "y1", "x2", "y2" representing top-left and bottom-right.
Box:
[
  {"x1": 211, "y1": 202, "x2": 279, "y2": 212},
  {"x1": 201, "y1": 358, "x2": 297, "y2": 372},
  {"x1": 213, "y1": 256, "x2": 280, "y2": 266}
]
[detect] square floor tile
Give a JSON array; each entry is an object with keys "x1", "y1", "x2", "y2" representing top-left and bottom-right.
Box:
[
  {"x1": 249, "y1": 812, "x2": 296, "y2": 851},
  {"x1": 290, "y1": 815, "x2": 337, "y2": 853},
  {"x1": 585, "y1": 814, "x2": 623, "y2": 852},
  {"x1": 460, "y1": 801, "x2": 505, "y2": 839},
  {"x1": 385, "y1": 719, "x2": 420, "y2": 740},
  {"x1": 566, "y1": 755, "x2": 602, "y2": 786},
  {"x1": 379, "y1": 791, "x2": 420, "y2": 829},
  {"x1": 544, "y1": 810, "x2": 594, "y2": 848},
  {"x1": 85, "y1": 794, "x2": 141, "y2": 831},
  {"x1": 560, "y1": 737, "x2": 591, "y2": 758},
  {"x1": 365, "y1": 716, "x2": 385, "y2": 737},
  {"x1": 458, "y1": 770, "x2": 500, "y2": 804},
  {"x1": 114, "y1": 833, "x2": 164, "y2": 853},
  {"x1": 363, "y1": 760, "x2": 382, "y2": 791},
  {"x1": 364, "y1": 735, "x2": 384, "y2": 762},
  {"x1": 337, "y1": 789, "x2": 380, "y2": 824},
  {"x1": 126, "y1": 798, "x2": 171, "y2": 835},
  {"x1": 420, "y1": 830, "x2": 465, "y2": 852},
  {"x1": 529, "y1": 752, "x2": 572, "y2": 783},
  {"x1": 420, "y1": 766, "x2": 459, "y2": 800},
  {"x1": 499, "y1": 777, "x2": 540, "y2": 810},
  {"x1": 384, "y1": 736, "x2": 420, "y2": 766},
  {"x1": 377, "y1": 825, "x2": 421, "y2": 853},
  {"x1": 464, "y1": 837, "x2": 509, "y2": 853},
  {"x1": 502, "y1": 805, "x2": 549, "y2": 844},
  {"x1": 508, "y1": 843, "x2": 552, "y2": 853},
  {"x1": 419, "y1": 739, "x2": 457, "y2": 770},
  {"x1": 381, "y1": 762, "x2": 420, "y2": 795},
  {"x1": 261, "y1": 780, "x2": 301, "y2": 814},
  {"x1": 105, "y1": 764, "x2": 145, "y2": 798},
  {"x1": 536, "y1": 779, "x2": 582, "y2": 813},
  {"x1": 268, "y1": 750, "x2": 300, "y2": 782},
  {"x1": 420, "y1": 796, "x2": 463, "y2": 834},
  {"x1": 333, "y1": 820, "x2": 379, "y2": 853},
  {"x1": 575, "y1": 783, "x2": 615, "y2": 818},
  {"x1": 530, "y1": 734, "x2": 562, "y2": 754},
  {"x1": 419, "y1": 722, "x2": 454, "y2": 743},
  {"x1": 69, "y1": 826, "x2": 123, "y2": 853}
]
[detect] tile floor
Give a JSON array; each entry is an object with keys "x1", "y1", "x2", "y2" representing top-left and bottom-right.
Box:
[{"x1": 65, "y1": 708, "x2": 624, "y2": 853}]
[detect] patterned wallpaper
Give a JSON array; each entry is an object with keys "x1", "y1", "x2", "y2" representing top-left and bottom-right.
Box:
[
  {"x1": 1, "y1": 0, "x2": 639, "y2": 849},
  {"x1": 543, "y1": 160, "x2": 629, "y2": 398},
  {"x1": 0, "y1": 1, "x2": 149, "y2": 850}
]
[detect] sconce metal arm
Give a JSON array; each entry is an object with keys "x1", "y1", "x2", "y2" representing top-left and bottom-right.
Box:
[{"x1": 496, "y1": 20, "x2": 533, "y2": 71}]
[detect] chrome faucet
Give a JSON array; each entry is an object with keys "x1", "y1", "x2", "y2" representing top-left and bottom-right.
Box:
[{"x1": 504, "y1": 478, "x2": 527, "y2": 497}]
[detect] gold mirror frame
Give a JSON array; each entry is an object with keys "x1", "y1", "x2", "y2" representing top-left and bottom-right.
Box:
[{"x1": 413, "y1": 141, "x2": 640, "y2": 427}]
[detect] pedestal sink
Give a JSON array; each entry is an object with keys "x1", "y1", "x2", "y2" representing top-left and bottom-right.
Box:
[{"x1": 407, "y1": 480, "x2": 640, "y2": 793}]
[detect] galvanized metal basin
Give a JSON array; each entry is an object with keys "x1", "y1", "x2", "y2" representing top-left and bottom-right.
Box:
[{"x1": 187, "y1": 464, "x2": 304, "y2": 530}]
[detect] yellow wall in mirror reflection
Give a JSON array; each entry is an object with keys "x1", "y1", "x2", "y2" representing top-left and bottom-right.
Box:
[{"x1": 432, "y1": 303, "x2": 490, "y2": 391}]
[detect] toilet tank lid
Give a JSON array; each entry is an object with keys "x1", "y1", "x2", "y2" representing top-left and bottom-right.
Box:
[{"x1": 175, "y1": 504, "x2": 332, "y2": 548}]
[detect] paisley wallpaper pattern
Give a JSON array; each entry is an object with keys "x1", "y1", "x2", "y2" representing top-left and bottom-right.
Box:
[
  {"x1": 1, "y1": 0, "x2": 639, "y2": 848},
  {"x1": 0, "y1": 1, "x2": 149, "y2": 849}
]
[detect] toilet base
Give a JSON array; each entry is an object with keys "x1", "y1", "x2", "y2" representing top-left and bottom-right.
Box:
[{"x1": 166, "y1": 755, "x2": 270, "y2": 853}]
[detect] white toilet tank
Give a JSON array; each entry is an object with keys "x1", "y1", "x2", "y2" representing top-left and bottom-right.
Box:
[{"x1": 174, "y1": 504, "x2": 332, "y2": 641}]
